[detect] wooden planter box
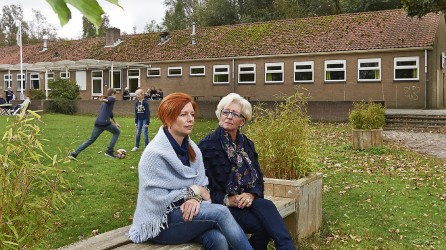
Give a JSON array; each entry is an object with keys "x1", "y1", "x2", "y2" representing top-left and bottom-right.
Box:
[
  {"x1": 264, "y1": 173, "x2": 323, "y2": 240},
  {"x1": 352, "y1": 128, "x2": 383, "y2": 149}
]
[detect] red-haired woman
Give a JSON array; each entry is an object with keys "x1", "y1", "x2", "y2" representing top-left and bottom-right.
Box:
[{"x1": 129, "y1": 93, "x2": 252, "y2": 250}]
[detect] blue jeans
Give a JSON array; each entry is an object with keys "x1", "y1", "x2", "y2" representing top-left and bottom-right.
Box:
[
  {"x1": 75, "y1": 124, "x2": 120, "y2": 154},
  {"x1": 135, "y1": 119, "x2": 149, "y2": 148},
  {"x1": 150, "y1": 202, "x2": 253, "y2": 250},
  {"x1": 229, "y1": 198, "x2": 296, "y2": 250}
]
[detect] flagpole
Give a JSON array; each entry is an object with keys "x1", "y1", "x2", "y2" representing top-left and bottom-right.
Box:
[{"x1": 17, "y1": 22, "x2": 24, "y2": 100}]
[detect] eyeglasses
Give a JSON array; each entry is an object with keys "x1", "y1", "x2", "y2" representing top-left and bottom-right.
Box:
[{"x1": 221, "y1": 109, "x2": 244, "y2": 119}]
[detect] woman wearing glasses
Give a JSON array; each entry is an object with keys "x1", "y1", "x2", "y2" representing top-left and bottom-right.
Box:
[{"x1": 198, "y1": 93, "x2": 296, "y2": 250}]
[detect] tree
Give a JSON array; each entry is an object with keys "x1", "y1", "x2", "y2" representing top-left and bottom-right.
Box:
[
  {"x1": 341, "y1": 0, "x2": 401, "y2": 14},
  {"x1": 199, "y1": 0, "x2": 239, "y2": 27},
  {"x1": 144, "y1": 20, "x2": 164, "y2": 33},
  {"x1": 27, "y1": 9, "x2": 58, "y2": 42},
  {"x1": 401, "y1": 0, "x2": 446, "y2": 17},
  {"x1": 82, "y1": 14, "x2": 109, "y2": 38},
  {"x1": 0, "y1": 4, "x2": 29, "y2": 46}
]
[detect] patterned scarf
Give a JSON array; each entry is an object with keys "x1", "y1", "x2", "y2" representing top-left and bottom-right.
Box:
[{"x1": 218, "y1": 126, "x2": 258, "y2": 195}]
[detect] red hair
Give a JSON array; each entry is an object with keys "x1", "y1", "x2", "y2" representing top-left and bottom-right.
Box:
[{"x1": 158, "y1": 92, "x2": 198, "y2": 161}]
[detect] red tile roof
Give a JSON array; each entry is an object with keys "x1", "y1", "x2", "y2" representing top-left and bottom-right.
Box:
[{"x1": 0, "y1": 9, "x2": 440, "y2": 65}]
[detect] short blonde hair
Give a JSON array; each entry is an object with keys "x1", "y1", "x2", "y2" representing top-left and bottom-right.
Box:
[
  {"x1": 135, "y1": 89, "x2": 144, "y2": 96},
  {"x1": 215, "y1": 93, "x2": 252, "y2": 122}
]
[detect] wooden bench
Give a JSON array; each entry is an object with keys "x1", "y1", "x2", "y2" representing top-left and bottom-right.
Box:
[{"x1": 60, "y1": 196, "x2": 296, "y2": 250}]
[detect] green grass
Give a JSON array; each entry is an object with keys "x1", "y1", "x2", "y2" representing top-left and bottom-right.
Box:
[{"x1": 0, "y1": 115, "x2": 445, "y2": 249}]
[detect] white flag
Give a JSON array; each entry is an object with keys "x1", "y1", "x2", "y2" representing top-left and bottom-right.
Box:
[{"x1": 16, "y1": 23, "x2": 22, "y2": 47}]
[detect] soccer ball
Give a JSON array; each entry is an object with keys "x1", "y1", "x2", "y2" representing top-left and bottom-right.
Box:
[{"x1": 116, "y1": 149, "x2": 127, "y2": 159}]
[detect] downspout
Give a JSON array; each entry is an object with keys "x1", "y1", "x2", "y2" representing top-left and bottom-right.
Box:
[
  {"x1": 232, "y1": 58, "x2": 236, "y2": 93},
  {"x1": 425, "y1": 49, "x2": 428, "y2": 109}
]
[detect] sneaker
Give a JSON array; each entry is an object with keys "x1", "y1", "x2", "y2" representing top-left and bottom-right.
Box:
[
  {"x1": 104, "y1": 151, "x2": 116, "y2": 158},
  {"x1": 68, "y1": 152, "x2": 78, "y2": 160},
  {"x1": 131, "y1": 147, "x2": 139, "y2": 152}
]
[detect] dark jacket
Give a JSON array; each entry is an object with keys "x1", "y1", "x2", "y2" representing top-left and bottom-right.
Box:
[
  {"x1": 134, "y1": 99, "x2": 150, "y2": 125},
  {"x1": 94, "y1": 96, "x2": 115, "y2": 127},
  {"x1": 198, "y1": 128, "x2": 264, "y2": 205}
]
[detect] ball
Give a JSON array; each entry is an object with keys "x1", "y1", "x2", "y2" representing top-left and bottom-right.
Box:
[{"x1": 116, "y1": 149, "x2": 127, "y2": 159}]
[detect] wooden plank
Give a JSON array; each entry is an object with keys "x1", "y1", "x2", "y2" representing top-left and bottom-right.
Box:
[
  {"x1": 60, "y1": 225, "x2": 131, "y2": 250},
  {"x1": 267, "y1": 196, "x2": 296, "y2": 218},
  {"x1": 61, "y1": 197, "x2": 296, "y2": 249},
  {"x1": 116, "y1": 242, "x2": 203, "y2": 250}
]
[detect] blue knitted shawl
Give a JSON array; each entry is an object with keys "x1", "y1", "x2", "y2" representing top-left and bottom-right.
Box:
[{"x1": 129, "y1": 126, "x2": 208, "y2": 243}]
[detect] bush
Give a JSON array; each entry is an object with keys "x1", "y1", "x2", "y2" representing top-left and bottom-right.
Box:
[
  {"x1": 28, "y1": 89, "x2": 46, "y2": 100},
  {"x1": 245, "y1": 90, "x2": 315, "y2": 180},
  {"x1": 349, "y1": 101, "x2": 386, "y2": 130},
  {"x1": 48, "y1": 79, "x2": 80, "y2": 114},
  {"x1": 0, "y1": 110, "x2": 67, "y2": 249}
]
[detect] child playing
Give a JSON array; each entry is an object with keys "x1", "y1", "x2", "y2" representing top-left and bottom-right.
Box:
[{"x1": 132, "y1": 89, "x2": 150, "y2": 151}]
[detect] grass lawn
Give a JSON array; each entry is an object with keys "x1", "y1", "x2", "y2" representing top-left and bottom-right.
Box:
[{"x1": 0, "y1": 114, "x2": 445, "y2": 249}]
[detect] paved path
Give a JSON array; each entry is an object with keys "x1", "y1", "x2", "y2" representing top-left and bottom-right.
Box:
[{"x1": 383, "y1": 131, "x2": 446, "y2": 160}]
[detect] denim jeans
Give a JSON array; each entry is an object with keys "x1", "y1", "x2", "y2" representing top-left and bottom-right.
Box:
[
  {"x1": 75, "y1": 124, "x2": 120, "y2": 154},
  {"x1": 150, "y1": 202, "x2": 253, "y2": 250},
  {"x1": 135, "y1": 119, "x2": 149, "y2": 148},
  {"x1": 229, "y1": 198, "x2": 296, "y2": 250}
]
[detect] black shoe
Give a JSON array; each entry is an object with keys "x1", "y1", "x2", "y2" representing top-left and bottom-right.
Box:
[
  {"x1": 68, "y1": 152, "x2": 78, "y2": 160},
  {"x1": 104, "y1": 151, "x2": 116, "y2": 158}
]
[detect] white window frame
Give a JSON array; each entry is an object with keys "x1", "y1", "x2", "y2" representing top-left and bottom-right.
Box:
[
  {"x1": 60, "y1": 71, "x2": 70, "y2": 79},
  {"x1": 30, "y1": 73, "x2": 40, "y2": 89},
  {"x1": 91, "y1": 70, "x2": 103, "y2": 97},
  {"x1": 238, "y1": 64, "x2": 256, "y2": 84},
  {"x1": 394, "y1": 56, "x2": 419, "y2": 81},
  {"x1": 4, "y1": 74, "x2": 12, "y2": 89},
  {"x1": 358, "y1": 58, "x2": 381, "y2": 82},
  {"x1": 213, "y1": 65, "x2": 230, "y2": 84},
  {"x1": 168, "y1": 66, "x2": 182, "y2": 77},
  {"x1": 190, "y1": 66, "x2": 205, "y2": 76},
  {"x1": 17, "y1": 73, "x2": 26, "y2": 91},
  {"x1": 147, "y1": 67, "x2": 161, "y2": 77},
  {"x1": 325, "y1": 60, "x2": 346, "y2": 82},
  {"x1": 294, "y1": 61, "x2": 314, "y2": 83},
  {"x1": 110, "y1": 69, "x2": 122, "y2": 89},
  {"x1": 265, "y1": 62, "x2": 284, "y2": 83},
  {"x1": 46, "y1": 72, "x2": 54, "y2": 90},
  {"x1": 127, "y1": 69, "x2": 140, "y2": 94}
]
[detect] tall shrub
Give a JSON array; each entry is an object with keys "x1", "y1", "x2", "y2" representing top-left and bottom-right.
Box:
[
  {"x1": 349, "y1": 101, "x2": 386, "y2": 130},
  {"x1": 245, "y1": 90, "x2": 315, "y2": 180},
  {"x1": 0, "y1": 109, "x2": 67, "y2": 249},
  {"x1": 48, "y1": 79, "x2": 80, "y2": 114}
]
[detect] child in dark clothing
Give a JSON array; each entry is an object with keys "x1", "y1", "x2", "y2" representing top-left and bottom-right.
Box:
[
  {"x1": 69, "y1": 88, "x2": 121, "y2": 159},
  {"x1": 132, "y1": 89, "x2": 150, "y2": 151}
]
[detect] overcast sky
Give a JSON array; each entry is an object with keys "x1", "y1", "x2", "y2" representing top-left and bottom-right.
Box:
[{"x1": 2, "y1": 0, "x2": 166, "y2": 39}]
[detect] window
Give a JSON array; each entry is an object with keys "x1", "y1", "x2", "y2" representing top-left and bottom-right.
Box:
[
  {"x1": 17, "y1": 74, "x2": 26, "y2": 91},
  {"x1": 265, "y1": 62, "x2": 284, "y2": 83},
  {"x1": 91, "y1": 70, "x2": 103, "y2": 97},
  {"x1": 75, "y1": 71, "x2": 87, "y2": 90},
  {"x1": 190, "y1": 66, "x2": 205, "y2": 76},
  {"x1": 168, "y1": 67, "x2": 182, "y2": 77},
  {"x1": 4, "y1": 74, "x2": 12, "y2": 89},
  {"x1": 394, "y1": 56, "x2": 419, "y2": 81},
  {"x1": 325, "y1": 60, "x2": 346, "y2": 82},
  {"x1": 110, "y1": 70, "x2": 121, "y2": 89},
  {"x1": 358, "y1": 58, "x2": 381, "y2": 81},
  {"x1": 128, "y1": 69, "x2": 140, "y2": 93},
  {"x1": 30, "y1": 73, "x2": 40, "y2": 89},
  {"x1": 294, "y1": 61, "x2": 314, "y2": 83},
  {"x1": 213, "y1": 65, "x2": 230, "y2": 84},
  {"x1": 60, "y1": 72, "x2": 70, "y2": 79},
  {"x1": 238, "y1": 64, "x2": 256, "y2": 84},
  {"x1": 47, "y1": 72, "x2": 54, "y2": 81},
  {"x1": 147, "y1": 67, "x2": 161, "y2": 77}
]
